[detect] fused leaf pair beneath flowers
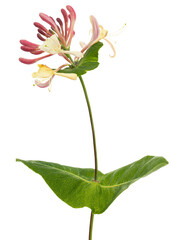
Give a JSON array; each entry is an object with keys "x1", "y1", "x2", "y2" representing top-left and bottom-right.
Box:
[{"x1": 19, "y1": 5, "x2": 116, "y2": 90}]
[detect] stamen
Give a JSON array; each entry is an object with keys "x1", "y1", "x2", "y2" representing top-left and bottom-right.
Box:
[
  {"x1": 109, "y1": 23, "x2": 127, "y2": 37},
  {"x1": 104, "y1": 38, "x2": 116, "y2": 58}
]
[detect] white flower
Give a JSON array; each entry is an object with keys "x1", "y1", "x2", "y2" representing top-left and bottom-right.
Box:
[{"x1": 39, "y1": 34, "x2": 83, "y2": 58}]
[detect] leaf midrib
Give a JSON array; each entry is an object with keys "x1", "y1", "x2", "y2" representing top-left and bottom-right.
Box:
[
  {"x1": 32, "y1": 161, "x2": 93, "y2": 184},
  {"x1": 23, "y1": 160, "x2": 165, "y2": 190},
  {"x1": 100, "y1": 162, "x2": 165, "y2": 188},
  {"x1": 30, "y1": 162, "x2": 140, "y2": 189}
]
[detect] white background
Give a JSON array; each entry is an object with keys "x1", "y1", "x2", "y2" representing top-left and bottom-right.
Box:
[{"x1": 0, "y1": 0, "x2": 171, "y2": 239}]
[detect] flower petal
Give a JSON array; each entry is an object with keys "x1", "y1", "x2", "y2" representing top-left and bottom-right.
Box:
[
  {"x1": 35, "y1": 77, "x2": 53, "y2": 88},
  {"x1": 55, "y1": 72, "x2": 77, "y2": 80},
  {"x1": 81, "y1": 15, "x2": 100, "y2": 53},
  {"x1": 98, "y1": 25, "x2": 108, "y2": 41},
  {"x1": 104, "y1": 38, "x2": 116, "y2": 58},
  {"x1": 32, "y1": 64, "x2": 55, "y2": 78},
  {"x1": 39, "y1": 34, "x2": 61, "y2": 54}
]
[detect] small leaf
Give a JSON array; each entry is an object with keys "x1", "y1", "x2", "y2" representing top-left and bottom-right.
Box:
[
  {"x1": 80, "y1": 41, "x2": 103, "y2": 62},
  {"x1": 17, "y1": 156, "x2": 168, "y2": 214},
  {"x1": 59, "y1": 42, "x2": 103, "y2": 76}
]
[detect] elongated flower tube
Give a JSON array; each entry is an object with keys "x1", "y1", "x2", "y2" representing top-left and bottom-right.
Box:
[
  {"x1": 19, "y1": 5, "x2": 82, "y2": 64},
  {"x1": 33, "y1": 64, "x2": 77, "y2": 91},
  {"x1": 81, "y1": 16, "x2": 117, "y2": 57}
]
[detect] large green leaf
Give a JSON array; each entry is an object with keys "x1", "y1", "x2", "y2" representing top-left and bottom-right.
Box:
[
  {"x1": 59, "y1": 42, "x2": 103, "y2": 76},
  {"x1": 17, "y1": 156, "x2": 168, "y2": 214}
]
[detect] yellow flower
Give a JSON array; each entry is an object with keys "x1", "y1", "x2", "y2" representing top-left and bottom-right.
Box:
[{"x1": 32, "y1": 64, "x2": 77, "y2": 91}]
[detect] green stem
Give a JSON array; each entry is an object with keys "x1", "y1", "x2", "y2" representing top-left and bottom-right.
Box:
[
  {"x1": 89, "y1": 211, "x2": 94, "y2": 240},
  {"x1": 79, "y1": 76, "x2": 98, "y2": 180},
  {"x1": 79, "y1": 76, "x2": 97, "y2": 240}
]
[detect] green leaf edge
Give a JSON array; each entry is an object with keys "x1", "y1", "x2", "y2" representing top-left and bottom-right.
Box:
[
  {"x1": 16, "y1": 156, "x2": 168, "y2": 214},
  {"x1": 59, "y1": 41, "x2": 103, "y2": 76}
]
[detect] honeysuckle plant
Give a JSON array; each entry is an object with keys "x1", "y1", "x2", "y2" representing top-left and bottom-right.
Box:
[{"x1": 17, "y1": 5, "x2": 168, "y2": 240}]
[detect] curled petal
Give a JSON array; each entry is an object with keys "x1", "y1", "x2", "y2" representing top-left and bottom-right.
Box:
[
  {"x1": 98, "y1": 25, "x2": 108, "y2": 41},
  {"x1": 35, "y1": 76, "x2": 54, "y2": 88},
  {"x1": 104, "y1": 38, "x2": 116, "y2": 58}
]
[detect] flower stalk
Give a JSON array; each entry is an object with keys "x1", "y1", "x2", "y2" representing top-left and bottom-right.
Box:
[{"x1": 79, "y1": 76, "x2": 98, "y2": 181}]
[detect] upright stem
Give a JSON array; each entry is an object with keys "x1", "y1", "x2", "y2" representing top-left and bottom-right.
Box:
[
  {"x1": 79, "y1": 76, "x2": 98, "y2": 180},
  {"x1": 89, "y1": 212, "x2": 94, "y2": 240},
  {"x1": 79, "y1": 75, "x2": 97, "y2": 240}
]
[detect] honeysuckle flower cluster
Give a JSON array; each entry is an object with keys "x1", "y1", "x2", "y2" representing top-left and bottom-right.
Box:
[{"x1": 19, "y1": 5, "x2": 116, "y2": 90}]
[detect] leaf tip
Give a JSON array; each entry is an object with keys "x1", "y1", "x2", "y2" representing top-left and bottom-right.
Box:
[
  {"x1": 16, "y1": 158, "x2": 24, "y2": 163},
  {"x1": 162, "y1": 157, "x2": 169, "y2": 165}
]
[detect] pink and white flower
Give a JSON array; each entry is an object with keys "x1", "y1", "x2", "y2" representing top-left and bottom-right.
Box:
[
  {"x1": 81, "y1": 16, "x2": 119, "y2": 58},
  {"x1": 19, "y1": 5, "x2": 83, "y2": 64}
]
